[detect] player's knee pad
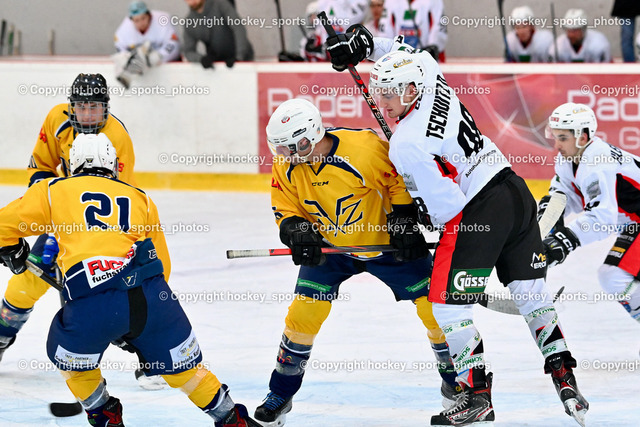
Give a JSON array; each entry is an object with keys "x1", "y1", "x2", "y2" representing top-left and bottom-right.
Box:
[
  {"x1": 524, "y1": 306, "x2": 568, "y2": 357},
  {"x1": 163, "y1": 365, "x2": 223, "y2": 409},
  {"x1": 507, "y1": 278, "x2": 553, "y2": 316},
  {"x1": 284, "y1": 295, "x2": 331, "y2": 340},
  {"x1": 0, "y1": 298, "x2": 32, "y2": 338},
  {"x1": 61, "y1": 369, "x2": 106, "y2": 407},
  {"x1": 4, "y1": 270, "x2": 50, "y2": 310},
  {"x1": 415, "y1": 296, "x2": 446, "y2": 344},
  {"x1": 275, "y1": 333, "x2": 312, "y2": 377}
]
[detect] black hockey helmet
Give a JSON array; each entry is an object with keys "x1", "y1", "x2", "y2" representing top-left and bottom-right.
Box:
[{"x1": 68, "y1": 73, "x2": 110, "y2": 134}]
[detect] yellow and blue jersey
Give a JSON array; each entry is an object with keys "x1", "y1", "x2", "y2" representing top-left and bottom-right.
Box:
[
  {"x1": 28, "y1": 103, "x2": 137, "y2": 186},
  {"x1": 271, "y1": 127, "x2": 412, "y2": 252},
  {"x1": 0, "y1": 173, "x2": 169, "y2": 298}
]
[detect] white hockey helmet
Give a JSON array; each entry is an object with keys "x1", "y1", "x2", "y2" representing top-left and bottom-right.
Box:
[
  {"x1": 547, "y1": 102, "x2": 597, "y2": 146},
  {"x1": 266, "y1": 98, "x2": 325, "y2": 161},
  {"x1": 511, "y1": 6, "x2": 534, "y2": 26},
  {"x1": 370, "y1": 50, "x2": 425, "y2": 106},
  {"x1": 69, "y1": 133, "x2": 118, "y2": 177},
  {"x1": 563, "y1": 9, "x2": 588, "y2": 30}
]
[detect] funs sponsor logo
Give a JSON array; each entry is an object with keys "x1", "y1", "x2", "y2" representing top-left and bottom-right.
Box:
[
  {"x1": 170, "y1": 330, "x2": 201, "y2": 369},
  {"x1": 451, "y1": 269, "x2": 491, "y2": 293},
  {"x1": 82, "y1": 255, "x2": 131, "y2": 288},
  {"x1": 531, "y1": 252, "x2": 547, "y2": 269}
]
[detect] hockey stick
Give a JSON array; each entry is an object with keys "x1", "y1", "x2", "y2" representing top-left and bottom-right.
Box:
[
  {"x1": 538, "y1": 192, "x2": 567, "y2": 237},
  {"x1": 318, "y1": 11, "x2": 394, "y2": 141},
  {"x1": 0, "y1": 20, "x2": 6, "y2": 56},
  {"x1": 24, "y1": 261, "x2": 84, "y2": 416},
  {"x1": 550, "y1": 3, "x2": 559, "y2": 63},
  {"x1": 274, "y1": 0, "x2": 304, "y2": 61},
  {"x1": 496, "y1": 0, "x2": 513, "y2": 62},
  {"x1": 227, "y1": 244, "x2": 409, "y2": 259}
]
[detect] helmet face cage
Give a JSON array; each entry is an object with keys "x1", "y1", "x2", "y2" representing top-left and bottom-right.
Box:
[{"x1": 68, "y1": 74, "x2": 110, "y2": 134}]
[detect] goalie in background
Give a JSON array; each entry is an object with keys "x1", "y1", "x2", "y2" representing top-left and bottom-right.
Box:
[
  {"x1": 541, "y1": 103, "x2": 640, "y2": 329},
  {"x1": 114, "y1": 1, "x2": 181, "y2": 89}
]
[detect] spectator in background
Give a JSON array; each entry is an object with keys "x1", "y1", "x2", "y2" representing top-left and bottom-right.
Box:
[
  {"x1": 611, "y1": 0, "x2": 640, "y2": 62},
  {"x1": 383, "y1": 0, "x2": 447, "y2": 62},
  {"x1": 299, "y1": 0, "x2": 368, "y2": 62},
  {"x1": 506, "y1": 6, "x2": 553, "y2": 62},
  {"x1": 114, "y1": 1, "x2": 181, "y2": 88},
  {"x1": 299, "y1": 2, "x2": 325, "y2": 61},
  {"x1": 637, "y1": 32, "x2": 640, "y2": 59},
  {"x1": 183, "y1": 0, "x2": 254, "y2": 69},
  {"x1": 549, "y1": 9, "x2": 611, "y2": 63},
  {"x1": 364, "y1": 0, "x2": 394, "y2": 38}
]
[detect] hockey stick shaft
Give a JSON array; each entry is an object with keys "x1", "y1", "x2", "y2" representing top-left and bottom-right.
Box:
[
  {"x1": 317, "y1": 11, "x2": 394, "y2": 141},
  {"x1": 538, "y1": 191, "x2": 567, "y2": 237},
  {"x1": 26, "y1": 259, "x2": 63, "y2": 291},
  {"x1": 550, "y1": 3, "x2": 559, "y2": 63},
  {"x1": 496, "y1": 0, "x2": 512, "y2": 62},
  {"x1": 228, "y1": 244, "x2": 439, "y2": 259},
  {"x1": 274, "y1": 0, "x2": 287, "y2": 52}
]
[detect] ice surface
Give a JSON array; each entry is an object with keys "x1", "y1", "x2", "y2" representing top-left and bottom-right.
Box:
[{"x1": 0, "y1": 186, "x2": 638, "y2": 426}]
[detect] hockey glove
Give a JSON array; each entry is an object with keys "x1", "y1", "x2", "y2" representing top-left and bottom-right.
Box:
[
  {"x1": 387, "y1": 204, "x2": 429, "y2": 261},
  {"x1": 424, "y1": 45, "x2": 439, "y2": 61},
  {"x1": 26, "y1": 235, "x2": 59, "y2": 278},
  {"x1": 542, "y1": 226, "x2": 580, "y2": 267},
  {"x1": 279, "y1": 216, "x2": 326, "y2": 266},
  {"x1": 0, "y1": 239, "x2": 30, "y2": 275},
  {"x1": 326, "y1": 24, "x2": 374, "y2": 72}
]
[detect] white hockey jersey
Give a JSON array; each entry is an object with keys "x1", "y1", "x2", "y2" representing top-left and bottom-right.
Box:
[
  {"x1": 548, "y1": 137, "x2": 640, "y2": 245},
  {"x1": 316, "y1": 0, "x2": 368, "y2": 31},
  {"x1": 506, "y1": 29, "x2": 553, "y2": 63},
  {"x1": 383, "y1": 0, "x2": 447, "y2": 51},
  {"x1": 370, "y1": 39, "x2": 511, "y2": 225},
  {"x1": 114, "y1": 10, "x2": 181, "y2": 62},
  {"x1": 549, "y1": 29, "x2": 611, "y2": 63}
]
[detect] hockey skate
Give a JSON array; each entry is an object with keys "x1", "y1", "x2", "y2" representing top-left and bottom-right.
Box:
[
  {"x1": 440, "y1": 379, "x2": 463, "y2": 408},
  {"x1": 86, "y1": 396, "x2": 124, "y2": 427},
  {"x1": 254, "y1": 392, "x2": 292, "y2": 426},
  {"x1": 431, "y1": 373, "x2": 494, "y2": 426},
  {"x1": 216, "y1": 404, "x2": 262, "y2": 427},
  {"x1": 546, "y1": 354, "x2": 589, "y2": 427},
  {"x1": 0, "y1": 336, "x2": 16, "y2": 363}
]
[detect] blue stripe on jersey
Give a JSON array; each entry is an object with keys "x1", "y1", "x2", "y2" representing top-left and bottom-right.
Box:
[
  {"x1": 28, "y1": 171, "x2": 57, "y2": 187},
  {"x1": 55, "y1": 120, "x2": 72, "y2": 138},
  {"x1": 110, "y1": 114, "x2": 129, "y2": 133}
]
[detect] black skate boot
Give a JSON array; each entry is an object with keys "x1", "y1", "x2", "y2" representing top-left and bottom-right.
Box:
[
  {"x1": 0, "y1": 336, "x2": 16, "y2": 363},
  {"x1": 440, "y1": 379, "x2": 463, "y2": 409},
  {"x1": 215, "y1": 404, "x2": 262, "y2": 427},
  {"x1": 545, "y1": 352, "x2": 588, "y2": 427},
  {"x1": 254, "y1": 392, "x2": 292, "y2": 426},
  {"x1": 431, "y1": 373, "x2": 494, "y2": 426},
  {"x1": 86, "y1": 396, "x2": 124, "y2": 427}
]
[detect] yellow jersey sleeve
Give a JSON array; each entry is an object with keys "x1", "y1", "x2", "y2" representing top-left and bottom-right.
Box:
[
  {"x1": 0, "y1": 180, "x2": 52, "y2": 247},
  {"x1": 271, "y1": 163, "x2": 306, "y2": 227},
  {"x1": 28, "y1": 104, "x2": 67, "y2": 185}
]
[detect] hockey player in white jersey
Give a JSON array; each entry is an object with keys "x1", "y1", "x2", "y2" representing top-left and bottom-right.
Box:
[
  {"x1": 114, "y1": 1, "x2": 181, "y2": 88},
  {"x1": 541, "y1": 103, "x2": 640, "y2": 327},
  {"x1": 326, "y1": 26, "x2": 588, "y2": 426},
  {"x1": 549, "y1": 9, "x2": 611, "y2": 63},
  {"x1": 506, "y1": 6, "x2": 553, "y2": 63},
  {"x1": 383, "y1": 0, "x2": 447, "y2": 61}
]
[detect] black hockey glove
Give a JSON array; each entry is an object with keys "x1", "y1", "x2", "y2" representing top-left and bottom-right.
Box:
[
  {"x1": 387, "y1": 204, "x2": 429, "y2": 262},
  {"x1": 424, "y1": 45, "x2": 439, "y2": 61},
  {"x1": 0, "y1": 238, "x2": 30, "y2": 275},
  {"x1": 542, "y1": 226, "x2": 580, "y2": 267},
  {"x1": 326, "y1": 24, "x2": 374, "y2": 72},
  {"x1": 279, "y1": 216, "x2": 326, "y2": 266}
]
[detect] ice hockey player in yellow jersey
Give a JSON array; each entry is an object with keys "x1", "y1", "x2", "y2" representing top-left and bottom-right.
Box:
[
  {"x1": 254, "y1": 98, "x2": 460, "y2": 425},
  {"x1": 0, "y1": 134, "x2": 260, "y2": 427}
]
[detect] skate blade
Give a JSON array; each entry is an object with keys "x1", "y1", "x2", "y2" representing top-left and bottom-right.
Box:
[
  {"x1": 564, "y1": 399, "x2": 587, "y2": 427},
  {"x1": 255, "y1": 414, "x2": 286, "y2": 427}
]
